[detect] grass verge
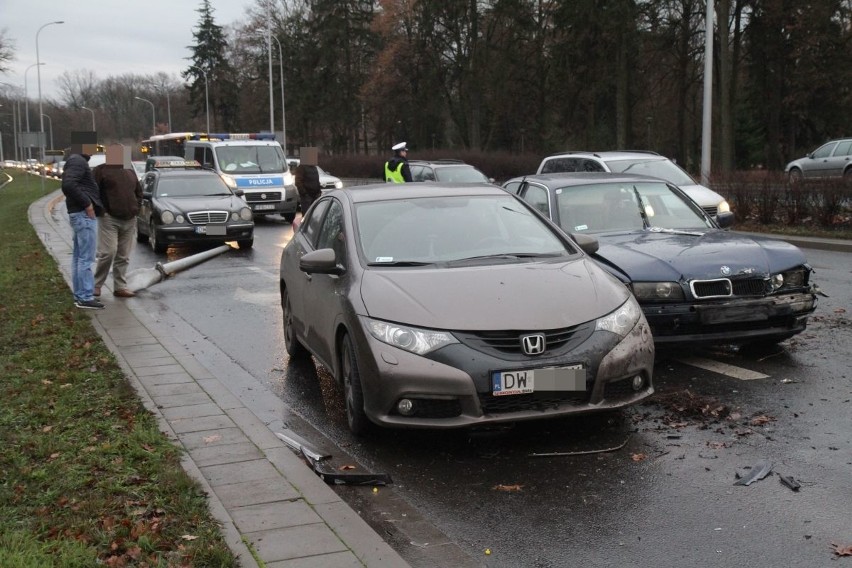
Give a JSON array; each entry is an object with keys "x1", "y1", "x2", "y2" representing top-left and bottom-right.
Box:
[{"x1": 0, "y1": 174, "x2": 237, "y2": 567}]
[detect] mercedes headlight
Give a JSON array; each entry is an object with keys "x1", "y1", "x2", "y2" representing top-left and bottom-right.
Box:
[
  {"x1": 595, "y1": 297, "x2": 642, "y2": 338},
  {"x1": 239, "y1": 207, "x2": 253, "y2": 221},
  {"x1": 365, "y1": 318, "x2": 458, "y2": 355},
  {"x1": 160, "y1": 210, "x2": 175, "y2": 224},
  {"x1": 632, "y1": 282, "x2": 685, "y2": 301}
]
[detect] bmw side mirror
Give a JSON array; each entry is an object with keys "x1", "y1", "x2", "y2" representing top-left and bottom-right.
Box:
[
  {"x1": 300, "y1": 248, "x2": 344, "y2": 275},
  {"x1": 716, "y1": 211, "x2": 735, "y2": 228}
]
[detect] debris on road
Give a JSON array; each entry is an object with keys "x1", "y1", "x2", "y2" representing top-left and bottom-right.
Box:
[
  {"x1": 734, "y1": 460, "x2": 773, "y2": 486},
  {"x1": 126, "y1": 244, "x2": 232, "y2": 292},
  {"x1": 276, "y1": 430, "x2": 393, "y2": 486},
  {"x1": 778, "y1": 474, "x2": 802, "y2": 492},
  {"x1": 529, "y1": 434, "x2": 630, "y2": 457},
  {"x1": 831, "y1": 542, "x2": 852, "y2": 556},
  {"x1": 492, "y1": 484, "x2": 523, "y2": 492}
]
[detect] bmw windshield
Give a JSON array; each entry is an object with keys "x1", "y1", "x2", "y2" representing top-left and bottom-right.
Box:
[{"x1": 555, "y1": 181, "x2": 714, "y2": 234}]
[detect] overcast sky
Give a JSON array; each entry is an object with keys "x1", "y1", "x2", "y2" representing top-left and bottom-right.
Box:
[{"x1": 1, "y1": 0, "x2": 254, "y2": 100}]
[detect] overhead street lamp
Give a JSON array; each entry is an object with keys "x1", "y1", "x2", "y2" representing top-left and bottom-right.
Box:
[
  {"x1": 79, "y1": 105, "x2": 96, "y2": 131},
  {"x1": 37, "y1": 19, "x2": 64, "y2": 181},
  {"x1": 24, "y1": 62, "x2": 45, "y2": 160},
  {"x1": 189, "y1": 66, "x2": 210, "y2": 134},
  {"x1": 134, "y1": 96, "x2": 156, "y2": 136}
]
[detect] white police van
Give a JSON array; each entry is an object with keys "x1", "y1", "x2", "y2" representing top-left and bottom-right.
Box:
[{"x1": 184, "y1": 133, "x2": 299, "y2": 221}]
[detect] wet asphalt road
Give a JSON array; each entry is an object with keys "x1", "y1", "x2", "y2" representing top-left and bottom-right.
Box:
[{"x1": 124, "y1": 214, "x2": 852, "y2": 568}]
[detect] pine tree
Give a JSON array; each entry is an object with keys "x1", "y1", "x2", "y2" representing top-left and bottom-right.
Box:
[{"x1": 183, "y1": 0, "x2": 239, "y2": 131}]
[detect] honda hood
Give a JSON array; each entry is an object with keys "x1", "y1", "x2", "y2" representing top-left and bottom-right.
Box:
[{"x1": 360, "y1": 258, "x2": 628, "y2": 330}]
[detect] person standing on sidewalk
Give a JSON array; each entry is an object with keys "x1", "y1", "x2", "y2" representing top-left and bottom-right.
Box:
[
  {"x1": 93, "y1": 144, "x2": 143, "y2": 298},
  {"x1": 61, "y1": 147, "x2": 105, "y2": 309}
]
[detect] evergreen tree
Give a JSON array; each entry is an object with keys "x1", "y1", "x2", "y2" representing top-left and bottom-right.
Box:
[{"x1": 183, "y1": 0, "x2": 239, "y2": 131}]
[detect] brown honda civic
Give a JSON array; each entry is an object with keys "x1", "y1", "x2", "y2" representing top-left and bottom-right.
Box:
[{"x1": 279, "y1": 183, "x2": 654, "y2": 435}]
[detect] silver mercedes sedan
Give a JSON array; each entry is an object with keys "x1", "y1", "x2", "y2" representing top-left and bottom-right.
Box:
[{"x1": 279, "y1": 183, "x2": 654, "y2": 435}]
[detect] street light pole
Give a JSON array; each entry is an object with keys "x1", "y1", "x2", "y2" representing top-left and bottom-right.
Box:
[
  {"x1": 267, "y1": 1, "x2": 274, "y2": 133},
  {"x1": 23, "y1": 62, "x2": 45, "y2": 160},
  {"x1": 80, "y1": 105, "x2": 96, "y2": 131},
  {"x1": 189, "y1": 66, "x2": 210, "y2": 133},
  {"x1": 41, "y1": 113, "x2": 53, "y2": 150},
  {"x1": 134, "y1": 96, "x2": 156, "y2": 136},
  {"x1": 270, "y1": 34, "x2": 286, "y2": 152},
  {"x1": 37, "y1": 20, "x2": 64, "y2": 182}
]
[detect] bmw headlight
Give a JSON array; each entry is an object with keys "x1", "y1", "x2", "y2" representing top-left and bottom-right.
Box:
[
  {"x1": 595, "y1": 297, "x2": 642, "y2": 338},
  {"x1": 220, "y1": 174, "x2": 236, "y2": 188},
  {"x1": 632, "y1": 282, "x2": 685, "y2": 301},
  {"x1": 365, "y1": 318, "x2": 458, "y2": 355},
  {"x1": 771, "y1": 267, "x2": 806, "y2": 291},
  {"x1": 160, "y1": 210, "x2": 175, "y2": 224},
  {"x1": 718, "y1": 200, "x2": 731, "y2": 214}
]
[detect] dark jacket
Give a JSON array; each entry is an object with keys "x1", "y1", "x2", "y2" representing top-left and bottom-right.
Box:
[
  {"x1": 93, "y1": 164, "x2": 143, "y2": 220},
  {"x1": 61, "y1": 154, "x2": 103, "y2": 215},
  {"x1": 295, "y1": 164, "x2": 321, "y2": 198}
]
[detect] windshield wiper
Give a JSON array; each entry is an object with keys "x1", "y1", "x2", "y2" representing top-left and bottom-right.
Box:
[
  {"x1": 450, "y1": 252, "x2": 560, "y2": 263},
  {"x1": 630, "y1": 185, "x2": 651, "y2": 229},
  {"x1": 367, "y1": 260, "x2": 434, "y2": 267},
  {"x1": 648, "y1": 227, "x2": 705, "y2": 236}
]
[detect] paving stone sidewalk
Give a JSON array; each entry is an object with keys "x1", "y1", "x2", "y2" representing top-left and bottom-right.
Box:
[{"x1": 30, "y1": 189, "x2": 409, "y2": 568}]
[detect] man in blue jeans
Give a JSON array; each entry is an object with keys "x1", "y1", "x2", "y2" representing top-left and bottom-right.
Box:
[{"x1": 61, "y1": 150, "x2": 105, "y2": 309}]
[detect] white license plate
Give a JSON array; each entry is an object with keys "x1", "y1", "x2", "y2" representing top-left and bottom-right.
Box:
[
  {"x1": 253, "y1": 203, "x2": 276, "y2": 211},
  {"x1": 491, "y1": 365, "x2": 585, "y2": 396},
  {"x1": 196, "y1": 225, "x2": 227, "y2": 236}
]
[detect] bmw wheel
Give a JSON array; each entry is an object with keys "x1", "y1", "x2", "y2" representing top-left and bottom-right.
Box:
[{"x1": 340, "y1": 333, "x2": 370, "y2": 436}]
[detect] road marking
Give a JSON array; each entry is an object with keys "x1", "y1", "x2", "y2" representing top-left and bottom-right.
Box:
[{"x1": 675, "y1": 356, "x2": 769, "y2": 380}]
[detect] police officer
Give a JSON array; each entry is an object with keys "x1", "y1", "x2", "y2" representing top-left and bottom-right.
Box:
[{"x1": 385, "y1": 141, "x2": 412, "y2": 183}]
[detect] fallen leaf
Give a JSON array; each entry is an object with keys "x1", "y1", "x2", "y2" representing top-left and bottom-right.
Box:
[
  {"x1": 42, "y1": 425, "x2": 53, "y2": 433},
  {"x1": 181, "y1": 534, "x2": 199, "y2": 541},
  {"x1": 49, "y1": 452, "x2": 60, "y2": 459},
  {"x1": 750, "y1": 415, "x2": 775, "y2": 426},
  {"x1": 41, "y1": 379, "x2": 53, "y2": 385},
  {"x1": 339, "y1": 464, "x2": 356, "y2": 471},
  {"x1": 492, "y1": 484, "x2": 523, "y2": 492},
  {"x1": 834, "y1": 308, "x2": 846, "y2": 314},
  {"x1": 831, "y1": 542, "x2": 852, "y2": 556},
  {"x1": 203, "y1": 435, "x2": 221, "y2": 444},
  {"x1": 707, "y1": 441, "x2": 730, "y2": 449},
  {"x1": 631, "y1": 453, "x2": 647, "y2": 462}
]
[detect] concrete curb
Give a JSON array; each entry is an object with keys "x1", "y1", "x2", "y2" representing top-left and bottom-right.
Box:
[{"x1": 29, "y1": 189, "x2": 410, "y2": 568}]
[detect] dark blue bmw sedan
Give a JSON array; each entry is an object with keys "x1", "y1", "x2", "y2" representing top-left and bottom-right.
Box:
[{"x1": 504, "y1": 173, "x2": 818, "y2": 347}]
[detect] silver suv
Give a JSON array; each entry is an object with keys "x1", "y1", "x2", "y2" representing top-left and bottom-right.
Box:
[
  {"x1": 536, "y1": 150, "x2": 730, "y2": 217},
  {"x1": 784, "y1": 138, "x2": 852, "y2": 182}
]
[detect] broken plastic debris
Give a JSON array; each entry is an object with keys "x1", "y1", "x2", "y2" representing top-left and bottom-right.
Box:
[
  {"x1": 778, "y1": 474, "x2": 801, "y2": 491},
  {"x1": 734, "y1": 460, "x2": 773, "y2": 486}
]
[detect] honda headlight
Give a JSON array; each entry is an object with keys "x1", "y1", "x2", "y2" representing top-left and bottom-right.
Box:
[
  {"x1": 718, "y1": 200, "x2": 731, "y2": 214},
  {"x1": 595, "y1": 297, "x2": 642, "y2": 338},
  {"x1": 160, "y1": 210, "x2": 175, "y2": 224},
  {"x1": 334, "y1": 180, "x2": 343, "y2": 189},
  {"x1": 632, "y1": 282, "x2": 685, "y2": 301},
  {"x1": 365, "y1": 318, "x2": 458, "y2": 355}
]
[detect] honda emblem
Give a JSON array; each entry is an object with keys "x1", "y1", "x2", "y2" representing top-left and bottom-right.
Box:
[{"x1": 521, "y1": 334, "x2": 546, "y2": 356}]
